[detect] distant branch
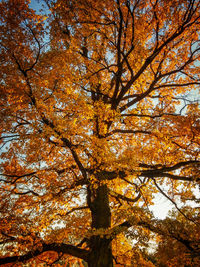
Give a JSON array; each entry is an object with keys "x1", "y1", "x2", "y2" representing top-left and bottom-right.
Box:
[
  {"x1": 152, "y1": 179, "x2": 199, "y2": 225},
  {"x1": 0, "y1": 172, "x2": 37, "y2": 184},
  {"x1": 105, "y1": 129, "x2": 151, "y2": 137},
  {"x1": 110, "y1": 217, "x2": 199, "y2": 254}
]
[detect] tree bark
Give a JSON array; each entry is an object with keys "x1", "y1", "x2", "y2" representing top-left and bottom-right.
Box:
[
  {"x1": 87, "y1": 184, "x2": 113, "y2": 267},
  {"x1": 88, "y1": 236, "x2": 113, "y2": 267}
]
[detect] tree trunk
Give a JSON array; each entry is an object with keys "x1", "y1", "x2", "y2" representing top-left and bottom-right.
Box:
[
  {"x1": 88, "y1": 236, "x2": 113, "y2": 267},
  {"x1": 87, "y1": 184, "x2": 113, "y2": 267}
]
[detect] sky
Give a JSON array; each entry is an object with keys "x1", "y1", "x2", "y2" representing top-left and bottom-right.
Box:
[{"x1": 29, "y1": 0, "x2": 43, "y2": 12}]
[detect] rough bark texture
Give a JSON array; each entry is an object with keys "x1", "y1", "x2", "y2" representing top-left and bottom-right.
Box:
[
  {"x1": 88, "y1": 236, "x2": 113, "y2": 267},
  {"x1": 87, "y1": 184, "x2": 113, "y2": 266},
  {"x1": 90, "y1": 184, "x2": 111, "y2": 229}
]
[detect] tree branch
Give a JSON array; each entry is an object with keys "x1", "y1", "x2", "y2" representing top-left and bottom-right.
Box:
[
  {"x1": 0, "y1": 242, "x2": 89, "y2": 265},
  {"x1": 109, "y1": 190, "x2": 141, "y2": 203}
]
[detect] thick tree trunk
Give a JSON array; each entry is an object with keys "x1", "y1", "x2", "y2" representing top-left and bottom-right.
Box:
[
  {"x1": 87, "y1": 184, "x2": 113, "y2": 267},
  {"x1": 88, "y1": 236, "x2": 113, "y2": 267}
]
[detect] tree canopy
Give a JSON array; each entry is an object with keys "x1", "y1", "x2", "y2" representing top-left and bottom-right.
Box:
[{"x1": 0, "y1": 0, "x2": 200, "y2": 266}]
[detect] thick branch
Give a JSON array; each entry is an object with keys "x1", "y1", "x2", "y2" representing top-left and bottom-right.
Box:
[
  {"x1": 109, "y1": 190, "x2": 141, "y2": 203},
  {"x1": 0, "y1": 242, "x2": 88, "y2": 265},
  {"x1": 140, "y1": 160, "x2": 200, "y2": 181}
]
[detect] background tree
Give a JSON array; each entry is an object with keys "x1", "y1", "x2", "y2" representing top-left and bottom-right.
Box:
[
  {"x1": 0, "y1": 0, "x2": 200, "y2": 266},
  {"x1": 148, "y1": 206, "x2": 200, "y2": 266}
]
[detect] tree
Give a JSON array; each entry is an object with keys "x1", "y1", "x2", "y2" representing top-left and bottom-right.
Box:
[
  {"x1": 150, "y1": 206, "x2": 200, "y2": 266},
  {"x1": 0, "y1": 0, "x2": 200, "y2": 266}
]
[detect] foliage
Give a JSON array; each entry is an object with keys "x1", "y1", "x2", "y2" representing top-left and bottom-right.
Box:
[
  {"x1": 0, "y1": 0, "x2": 200, "y2": 266},
  {"x1": 149, "y1": 207, "x2": 200, "y2": 267}
]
